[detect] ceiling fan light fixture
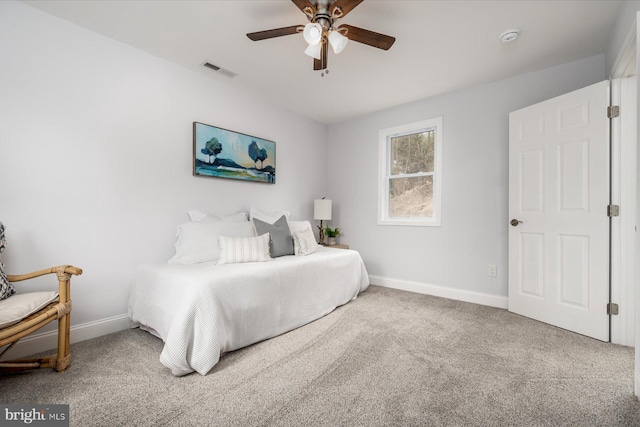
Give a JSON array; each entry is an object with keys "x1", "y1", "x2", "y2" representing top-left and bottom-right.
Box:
[
  {"x1": 304, "y1": 42, "x2": 322, "y2": 60},
  {"x1": 303, "y1": 23, "x2": 323, "y2": 45},
  {"x1": 328, "y1": 30, "x2": 348, "y2": 54}
]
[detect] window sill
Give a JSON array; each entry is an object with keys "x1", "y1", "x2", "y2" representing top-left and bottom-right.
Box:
[{"x1": 377, "y1": 218, "x2": 441, "y2": 227}]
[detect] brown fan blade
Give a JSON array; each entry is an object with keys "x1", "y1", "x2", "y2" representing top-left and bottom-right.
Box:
[
  {"x1": 330, "y1": 0, "x2": 364, "y2": 18},
  {"x1": 291, "y1": 0, "x2": 316, "y2": 18},
  {"x1": 247, "y1": 25, "x2": 301, "y2": 41},
  {"x1": 313, "y1": 41, "x2": 328, "y2": 71},
  {"x1": 340, "y1": 24, "x2": 395, "y2": 50}
]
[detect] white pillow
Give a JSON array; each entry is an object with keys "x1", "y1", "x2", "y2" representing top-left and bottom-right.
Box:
[
  {"x1": 0, "y1": 291, "x2": 59, "y2": 329},
  {"x1": 293, "y1": 228, "x2": 319, "y2": 256},
  {"x1": 217, "y1": 233, "x2": 272, "y2": 265},
  {"x1": 288, "y1": 220, "x2": 314, "y2": 235},
  {"x1": 169, "y1": 221, "x2": 255, "y2": 265},
  {"x1": 249, "y1": 206, "x2": 290, "y2": 224},
  {"x1": 187, "y1": 210, "x2": 248, "y2": 222}
]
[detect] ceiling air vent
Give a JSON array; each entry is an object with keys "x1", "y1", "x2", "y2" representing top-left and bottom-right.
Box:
[{"x1": 202, "y1": 62, "x2": 237, "y2": 78}]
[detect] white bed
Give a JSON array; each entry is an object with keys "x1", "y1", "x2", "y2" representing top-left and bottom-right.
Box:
[{"x1": 128, "y1": 246, "x2": 369, "y2": 376}]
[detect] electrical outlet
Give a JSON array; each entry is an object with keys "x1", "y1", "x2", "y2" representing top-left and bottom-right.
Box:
[{"x1": 488, "y1": 264, "x2": 497, "y2": 278}]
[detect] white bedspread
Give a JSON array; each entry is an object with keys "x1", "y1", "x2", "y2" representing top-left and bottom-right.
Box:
[{"x1": 128, "y1": 247, "x2": 369, "y2": 376}]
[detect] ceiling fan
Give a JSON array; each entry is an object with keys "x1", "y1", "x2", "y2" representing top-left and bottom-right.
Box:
[{"x1": 247, "y1": 0, "x2": 395, "y2": 74}]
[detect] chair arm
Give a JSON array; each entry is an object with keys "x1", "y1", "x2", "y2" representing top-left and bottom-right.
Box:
[{"x1": 7, "y1": 265, "x2": 83, "y2": 283}]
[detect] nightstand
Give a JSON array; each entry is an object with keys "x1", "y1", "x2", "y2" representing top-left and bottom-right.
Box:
[{"x1": 326, "y1": 244, "x2": 349, "y2": 249}]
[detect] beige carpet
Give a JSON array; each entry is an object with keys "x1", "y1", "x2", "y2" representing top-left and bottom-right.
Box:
[{"x1": 2, "y1": 285, "x2": 639, "y2": 426}]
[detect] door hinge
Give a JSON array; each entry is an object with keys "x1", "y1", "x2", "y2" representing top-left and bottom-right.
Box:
[
  {"x1": 607, "y1": 303, "x2": 619, "y2": 316},
  {"x1": 607, "y1": 204, "x2": 620, "y2": 217},
  {"x1": 607, "y1": 105, "x2": 620, "y2": 118}
]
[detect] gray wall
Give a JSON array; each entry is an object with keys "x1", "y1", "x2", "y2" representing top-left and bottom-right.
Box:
[
  {"x1": 327, "y1": 54, "x2": 606, "y2": 298},
  {"x1": 636, "y1": 11, "x2": 640, "y2": 397},
  {"x1": 606, "y1": 0, "x2": 640, "y2": 74},
  {"x1": 632, "y1": 8, "x2": 640, "y2": 400},
  {"x1": 0, "y1": 1, "x2": 328, "y2": 326}
]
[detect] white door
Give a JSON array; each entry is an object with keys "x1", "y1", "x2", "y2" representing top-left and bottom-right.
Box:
[{"x1": 508, "y1": 80, "x2": 610, "y2": 341}]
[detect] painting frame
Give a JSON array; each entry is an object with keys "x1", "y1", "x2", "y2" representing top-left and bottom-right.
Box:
[{"x1": 193, "y1": 121, "x2": 276, "y2": 184}]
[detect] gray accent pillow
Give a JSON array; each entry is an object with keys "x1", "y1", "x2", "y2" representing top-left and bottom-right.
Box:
[
  {"x1": 0, "y1": 221, "x2": 15, "y2": 300},
  {"x1": 252, "y1": 215, "x2": 294, "y2": 258}
]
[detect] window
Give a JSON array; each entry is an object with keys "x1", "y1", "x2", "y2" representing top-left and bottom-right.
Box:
[{"x1": 378, "y1": 118, "x2": 442, "y2": 226}]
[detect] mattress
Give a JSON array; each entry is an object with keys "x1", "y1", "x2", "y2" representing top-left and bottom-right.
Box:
[{"x1": 128, "y1": 246, "x2": 369, "y2": 376}]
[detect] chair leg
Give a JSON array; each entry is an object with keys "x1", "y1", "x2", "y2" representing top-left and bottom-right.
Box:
[
  {"x1": 55, "y1": 312, "x2": 70, "y2": 372},
  {"x1": 54, "y1": 273, "x2": 72, "y2": 372},
  {"x1": 0, "y1": 356, "x2": 57, "y2": 373}
]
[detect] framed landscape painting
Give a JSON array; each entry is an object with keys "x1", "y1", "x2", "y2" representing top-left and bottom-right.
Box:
[{"x1": 193, "y1": 122, "x2": 276, "y2": 184}]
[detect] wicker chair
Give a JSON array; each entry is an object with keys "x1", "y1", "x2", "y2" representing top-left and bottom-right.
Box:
[{"x1": 0, "y1": 265, "x2": 82, "y2": 373}]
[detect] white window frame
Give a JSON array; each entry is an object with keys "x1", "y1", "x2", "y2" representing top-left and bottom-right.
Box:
[{"x1": 378, "y1": 117, "x2": 442, "y2": 226}]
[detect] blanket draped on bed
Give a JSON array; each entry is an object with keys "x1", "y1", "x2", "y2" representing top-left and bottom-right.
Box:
[{"x1": 128, "y1": 247, "x2": 369, "y2": 376}]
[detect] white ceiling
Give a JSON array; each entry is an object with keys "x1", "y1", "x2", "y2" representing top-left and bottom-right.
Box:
[{"x1": 23, "y1": 0, "x2": 622, "y2": 124}]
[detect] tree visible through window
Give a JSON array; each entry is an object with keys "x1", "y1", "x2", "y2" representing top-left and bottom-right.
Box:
[
  {"x1": 378, "y1": 118, "x2": 442, "y2": 226},
  {"x1": 389, "y1": 130, "x2": 435, "y2": 217}
]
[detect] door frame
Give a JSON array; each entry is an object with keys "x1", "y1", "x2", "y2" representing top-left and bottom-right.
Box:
[
  {"x1": 610, "y1": 77, "x2": 637, "y2": 347},
  {"x1": 610, "y1": 19, "x2": 637, "y2": 348}
]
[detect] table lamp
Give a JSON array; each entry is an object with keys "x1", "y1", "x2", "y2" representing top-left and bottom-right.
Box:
[{"x1": 314, "y1": 198, "x2": 332, "y2": 244}]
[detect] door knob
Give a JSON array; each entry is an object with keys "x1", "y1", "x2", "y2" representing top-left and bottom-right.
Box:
[{"x1": 510, "y1": 219, "x2": 523, "y2": 227}]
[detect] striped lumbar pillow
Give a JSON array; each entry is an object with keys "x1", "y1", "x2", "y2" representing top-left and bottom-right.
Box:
[
  {"x1": 217, "y1": 233, "x2": 272, "y2": 265},
  {"x1": 293, "y1": 227, "x2": 319, "y2": 256}
]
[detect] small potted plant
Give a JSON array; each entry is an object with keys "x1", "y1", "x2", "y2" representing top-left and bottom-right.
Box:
[{"x1": 324, "y1": 226, "x2": 341, "y2": 246}]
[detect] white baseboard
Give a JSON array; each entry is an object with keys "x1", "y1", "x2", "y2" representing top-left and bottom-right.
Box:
[
  {"x1": 6, "y1": 313, "x2": 131, "y2": 359},
  {"x1": 369, "y1": 275, "x2": 508, "y2": 309}
]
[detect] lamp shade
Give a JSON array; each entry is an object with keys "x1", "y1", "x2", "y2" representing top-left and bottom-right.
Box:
[
  {"x1": 303, "y1": 23, "x2": 323, "y2": 45},
  {"x1": 304, "y1": 42, "x2": 322, "y2": 60},
  {"x1": 314, "y1": 199, "x2": 332, "y2": 220},
  {"x1": 328, "y1": 30, "x2": 348, "y2": 54}
]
